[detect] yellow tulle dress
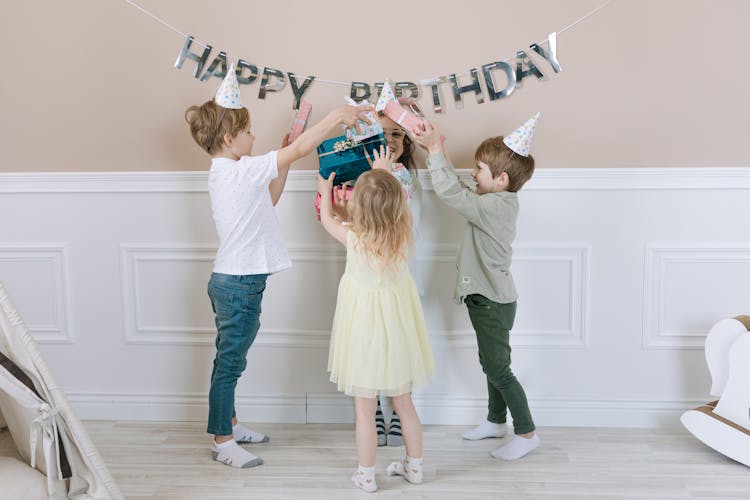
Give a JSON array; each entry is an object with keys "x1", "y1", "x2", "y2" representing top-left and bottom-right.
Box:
[{"x1": 328, "y1": 230, "x2": 435, "y2": 398}]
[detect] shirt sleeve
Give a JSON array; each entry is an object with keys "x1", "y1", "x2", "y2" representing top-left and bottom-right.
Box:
[
  {"x1": 238, "y1": 150, "x2": 278, "y2": 187},
  {"x1": 426, "y1": 152, "x2": 485, "y2": 226}
]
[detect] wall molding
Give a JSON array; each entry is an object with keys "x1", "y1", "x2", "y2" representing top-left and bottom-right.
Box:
[
  {"x1": 0, "y1": 243, "x2": 74, "y2": 343},
  {"x1": 643, "y1": 244, "x2": 750, "y2": 349},
  {"x1": 423, "y1": 243, "x2": 591, "y2": 348},
  {"x1": 67, "y1": 391, "x2": 704, "y2": 428},
  {"x1": 120, "y1": 242, "x2": 589, "y2": 348},
  {"x1": 120, "y1": 243, "x2": 343, "y2": 346},
  {"x1": 4, "y1": 167, "x2": 750, "y2": 193}
]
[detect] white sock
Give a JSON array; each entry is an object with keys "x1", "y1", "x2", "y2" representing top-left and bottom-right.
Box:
[
  {"x1": 387, "y1": 455, "x2": 423, "y2": 484},
  {"x1": 351, "y1": 464, "x2": 377, "y2": 493},
  {"x1": 211, "y1": 439, "x2": 263, "y2": 468},
  {"x1": 490, "y1": 434, "x2": 540, "y2": 460},
  {"x1": 462, "y1": 420, "x2": 507, "y2": 440},
  {"x1": 233, "y1": 423, "x2": 269, "y2": 443}
]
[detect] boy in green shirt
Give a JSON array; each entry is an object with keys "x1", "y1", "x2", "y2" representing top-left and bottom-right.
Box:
[{"x1": 412, "y1": 114, "x2": 540, "y2": 460}]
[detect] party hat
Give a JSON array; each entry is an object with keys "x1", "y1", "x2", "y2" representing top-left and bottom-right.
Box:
[
  {"x1": 376, "y1": 80, "x2": 397, "y2": 112},
  {"x1": 503, "y1": 112, "x2": 540, "y2": 157},
  {"x1": 214, "y1": 64, "x2": 243, "y2": 109}
]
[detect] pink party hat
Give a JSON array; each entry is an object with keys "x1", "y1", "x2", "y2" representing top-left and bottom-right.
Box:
[
  {"x1": 214, "y1": 64, "x2": 243, "y2": 109},
  {"x1": 503, "y1": 112, "x2": 540, "y2": 157}
]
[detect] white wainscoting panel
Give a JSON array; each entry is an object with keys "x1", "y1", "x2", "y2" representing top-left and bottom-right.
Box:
[
  {"x1": 121, "y1": 244, "x2": 216, "y2": 344},
  {"x1": 643, "y1": 244, "x2": 750, "y2": 349},
  {"x1": 2, "y1": 168, "x2": 749, "y2": 427},
  {"x1": 421, "y1": 243, "x2": 590, "y2": 348},
  {"x1": 0, "y1": 243, "x2": 73, "y2": 343}
]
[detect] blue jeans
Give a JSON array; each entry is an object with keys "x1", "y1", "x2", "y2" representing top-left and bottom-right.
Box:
[{"x1": 206, "y1": 272, "x2": 268, "y2": 436}]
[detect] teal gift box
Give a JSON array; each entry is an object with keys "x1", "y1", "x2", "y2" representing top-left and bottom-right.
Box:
[{"x1": 317, "y1": 134, "x2": 386, "y2": 185}]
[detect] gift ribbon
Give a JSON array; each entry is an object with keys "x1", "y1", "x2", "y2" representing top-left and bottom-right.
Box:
[
  {"x1": 394, "y1": 109, "x2": 409, "y2": 125},
  {"x1": 318, "y1": 136, "x2": 384, "y2": 158}
]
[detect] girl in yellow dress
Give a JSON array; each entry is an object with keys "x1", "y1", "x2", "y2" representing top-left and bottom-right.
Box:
[{"x1": 317, "y1": 168, "x2": 435, "y2": 493}]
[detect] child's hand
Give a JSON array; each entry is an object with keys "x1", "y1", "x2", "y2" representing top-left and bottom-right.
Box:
[
  {"x1": 317, "y1": 172, "x2": 335, "y2": 197},
  {"x1": 280, "y1": 132, "x2": 291, "y2": 148},
  {"x1": 331, "y1": 184, "x2": 351, "y2": 222},
  {"x1": 413, "y1": 122, "x2": 443, "y2": 154},
  {"x1": 338, "y1": 104, "x2": 374, "y2": 136},
  {"x1": 371, "y1": 145, "x2": 394, "y2": 171}
]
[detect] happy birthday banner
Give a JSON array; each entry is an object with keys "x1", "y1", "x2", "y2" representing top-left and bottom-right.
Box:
[{"x1": 126, "y1": 0, "x2": 613, "y2": 112}]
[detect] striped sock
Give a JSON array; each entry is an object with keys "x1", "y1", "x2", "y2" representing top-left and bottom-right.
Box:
[
  {"x1": 387, "y1": 411, "x2": 404, "y2": 446},
  {"x1": 376, "y1": 398, "x2": 387, "y2": 446}
]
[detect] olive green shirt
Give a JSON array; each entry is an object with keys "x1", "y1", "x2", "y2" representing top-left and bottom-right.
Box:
[{"x1": 427, "y1": 152, "x2": 518, "y2": 304}]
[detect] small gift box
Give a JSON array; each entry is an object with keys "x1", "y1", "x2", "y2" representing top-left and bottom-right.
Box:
[
  {"x1": 288, "y1": 100, "x2": 312, "y2": 143},
  {"x1": 384, "y1": 100, "x2": 425, "y2": 134},
  {"x1": 314, "y1": 184, "x2": 354, "y2": 221},
  {"x1": 344, "y1": 97, "x2": 383, "y2": 142},
  {"x1": 317, "y1": 134, "x2": 386, "y2": 185}
]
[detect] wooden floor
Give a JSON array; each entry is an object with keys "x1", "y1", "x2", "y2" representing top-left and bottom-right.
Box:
[{"x1": 3, "y1": 422, "x2": 750, "y2": 499}]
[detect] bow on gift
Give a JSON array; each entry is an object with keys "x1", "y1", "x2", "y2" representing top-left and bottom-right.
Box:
[{"x1": 333, "y1": 138, "x2": 357, "y2": 153}]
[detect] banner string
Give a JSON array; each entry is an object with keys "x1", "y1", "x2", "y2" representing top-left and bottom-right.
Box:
[{"x1": 123, "y1": 0, "x2": 614, "y2": 86}]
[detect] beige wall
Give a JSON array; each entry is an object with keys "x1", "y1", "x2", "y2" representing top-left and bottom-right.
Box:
[{"x1": 1, "y1": 0, "x2": 747, "y2": 172}]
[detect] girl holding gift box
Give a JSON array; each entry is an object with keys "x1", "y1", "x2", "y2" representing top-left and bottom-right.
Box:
[
  {"x1": 317, "y1": 105, "x2": 427, "y2": 448},
  {"x1": 326, "y1": 111, "x2": 427, "y2": 447},
  {"x1": 317, "y1": 168, "x2": 435, "y2": 493},
  {"x1": 185, "y1": 65, "x2": 372, "y2": 469}
]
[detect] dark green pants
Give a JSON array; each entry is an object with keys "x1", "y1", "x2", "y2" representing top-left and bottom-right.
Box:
[{"x1": 465, "y1": 294, "x2": 535, "y2": 435}]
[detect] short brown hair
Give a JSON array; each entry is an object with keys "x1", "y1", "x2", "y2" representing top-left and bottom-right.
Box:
[
  {"x1": 474, "y1": 137, "x2": 535, "y2": 192},
  {"x1": 185, "y1": 100, "x2": 249, "y2": 154}
]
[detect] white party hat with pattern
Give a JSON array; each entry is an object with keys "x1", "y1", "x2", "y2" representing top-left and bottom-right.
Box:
[
  {"x1": 503, "y1": 112, "x2": 540, "y2": 157},
  {"x1": 214, "y1": 64, "x2": 243, "y2": 109},
  {"x1": 376, "y1": 80, "x2": 397, "y2": 112}
]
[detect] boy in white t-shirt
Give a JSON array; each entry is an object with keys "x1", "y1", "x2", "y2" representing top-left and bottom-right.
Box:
[{"x1": 185, "y1": 66, "x2": 372, "y2": 469}]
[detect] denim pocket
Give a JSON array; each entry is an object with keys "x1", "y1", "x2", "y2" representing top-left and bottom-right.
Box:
[
  {"x1": 241, "y1": 279, "x2": 265, "y2": 314},
  {"x1": 247, "y1": 280, "x2": 266, "y2": 295},
  {"x1": 208, "y1": 284, "x2": 235, "y2": 319}
]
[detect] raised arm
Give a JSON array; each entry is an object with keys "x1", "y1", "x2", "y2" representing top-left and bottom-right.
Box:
[
  {"x1": 277, "y1": 104, "x2": 373, "y2": 172},
  {"x1": 413, "y1": 123, "x2": 484, "y2": 225}
]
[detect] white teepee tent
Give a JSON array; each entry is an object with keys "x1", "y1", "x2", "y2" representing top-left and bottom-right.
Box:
[{"x1": 0, "y1": 281, "x2": 123, "y2": 499}]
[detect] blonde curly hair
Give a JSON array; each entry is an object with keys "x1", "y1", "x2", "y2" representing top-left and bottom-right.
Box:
[{"x1": 348, "y1": 169, "x2": 412, "y2": 271}]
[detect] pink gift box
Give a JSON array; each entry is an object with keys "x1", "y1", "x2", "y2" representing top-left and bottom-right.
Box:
[
  {"x1": 384, "y1": 101, "x2": 425, "y2": 133},
  {"x1": 289, "y1": 100, "x2": 312, "y2": 143},
  {"x1": 314, "y1": 185, "x2": 354, "y2": 221},
  {"x1": 385, "y1": 99, "x2": 446, "y2": 144}
]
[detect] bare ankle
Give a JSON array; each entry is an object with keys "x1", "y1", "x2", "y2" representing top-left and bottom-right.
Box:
[{"x1": 215, "y1": 434, "x2": 233, "y2": 444}]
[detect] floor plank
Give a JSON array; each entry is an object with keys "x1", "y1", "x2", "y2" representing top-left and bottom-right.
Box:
[{"x1": 2, "y1": 422, "x2": 749, "y2": 498}]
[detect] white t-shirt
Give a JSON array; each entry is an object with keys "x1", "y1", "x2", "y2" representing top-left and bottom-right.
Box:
[{"x1": 208, "y1": 151, "x2": 292, "y2": 275}]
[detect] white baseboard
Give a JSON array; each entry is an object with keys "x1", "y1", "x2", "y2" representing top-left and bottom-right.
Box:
[
  {"x1": 69, "y1": 393, "x2": 307, "y2": 423},
  {"x1": 68, "y1": 392, "x2": 704, "y2": 429}
]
